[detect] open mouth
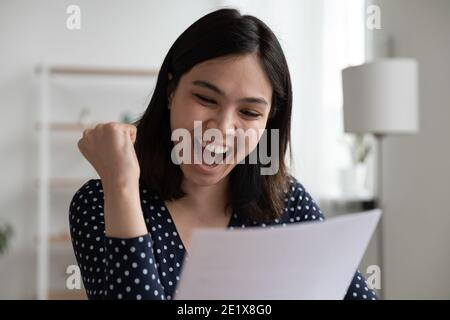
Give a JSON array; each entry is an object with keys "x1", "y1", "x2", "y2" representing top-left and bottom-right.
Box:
[{"x1": 193, "y1": 137, "x2": 233, "y2": 169}]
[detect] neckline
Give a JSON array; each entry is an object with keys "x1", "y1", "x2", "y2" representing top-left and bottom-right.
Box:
[{"x1": 158, "y1": 198, "x2": 237, "y2": 255}]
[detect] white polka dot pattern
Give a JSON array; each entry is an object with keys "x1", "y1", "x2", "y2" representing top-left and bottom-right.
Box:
[{"x1": 69, "y1": 178, "x2": 377, "y2": 300}]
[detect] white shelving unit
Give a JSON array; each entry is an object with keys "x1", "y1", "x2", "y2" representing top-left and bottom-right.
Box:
[{"x1": 35, "y1": 63, "x2": 158, "y2": 299}]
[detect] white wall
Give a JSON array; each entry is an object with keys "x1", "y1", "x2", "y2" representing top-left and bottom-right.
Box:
[
  {"x1": 3, "y1": 0, "x2": 448, "y2": 300},
  {"x1": 0, "y1": 0, "x2": 216, "y2": 299},
  {"x1": 370, "y1": 0, "x2": 450, "y2": 299}
]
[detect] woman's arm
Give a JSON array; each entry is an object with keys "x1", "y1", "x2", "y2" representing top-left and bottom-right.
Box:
[
  {"x1": 69, "y1": 180, "x2": 165, "y2": 300},
  {"x1": 77, "y1": 122, "x2": 146, "y2": 238},
  {"x1": 70, "y1": 123, "x2": 166, "y2": 299},
  {"x1": 102, "y1": 180, "x2": 147, "y2": 239}
]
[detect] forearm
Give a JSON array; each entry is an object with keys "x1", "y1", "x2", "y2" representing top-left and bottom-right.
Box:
[
  {"x1": 70, "y1": 179, "x2": 165, "y2": 300},
  {"x1": 103, "y1": 180, "x2": 147, "y2": 238}
]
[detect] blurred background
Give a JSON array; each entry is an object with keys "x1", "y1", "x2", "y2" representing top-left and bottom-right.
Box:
[{"x1": 0, "y1": 0, "x2": 449, "y2": 299}]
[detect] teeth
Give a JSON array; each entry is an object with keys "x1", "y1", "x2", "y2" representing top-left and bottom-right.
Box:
[
  {"x1": 200, "y1": 139, "x2": 230, "y2": 154},
  {"x1": 205, "y1": 143, "x2": 228, "y2": 154}
]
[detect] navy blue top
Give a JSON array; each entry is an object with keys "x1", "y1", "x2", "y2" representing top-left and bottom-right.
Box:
[{"x1": 69, "y1": 177, "x2": 377, "y2": 300}]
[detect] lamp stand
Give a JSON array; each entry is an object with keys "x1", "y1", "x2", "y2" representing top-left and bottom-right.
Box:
[{"x1": 374, "y1": 133, "x2": 385, "y2": 299}]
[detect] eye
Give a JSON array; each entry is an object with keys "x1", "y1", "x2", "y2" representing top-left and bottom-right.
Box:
[
  {"x1": 193, "y1": 93, "x2": 217, "y2": 105},
  {"x1": 240, "y1": 109, "x2": 262, "y2": 118}
]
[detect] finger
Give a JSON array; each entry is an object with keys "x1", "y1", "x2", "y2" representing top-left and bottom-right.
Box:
[
  {"x1": 94, "y1": 123, "x2": 103, "y2": 130},
  {"x1": 77, "y1": 138, "x2": 85, "y2": 155},
  {"x1": 128, "y1": 125, "x2": 137, "y2": 144},
  {"x1": 82, "y1": 128, "x2": 92, "y2": 139}
]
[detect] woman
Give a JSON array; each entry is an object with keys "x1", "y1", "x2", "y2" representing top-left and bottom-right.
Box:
[{"x1": 70, "y1": 8, "x2": 377, "y2": 300}]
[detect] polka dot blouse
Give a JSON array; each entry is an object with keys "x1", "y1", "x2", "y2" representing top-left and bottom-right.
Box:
[{"x1": 69, "y1": 178, "x2": 378, "y2": 300}]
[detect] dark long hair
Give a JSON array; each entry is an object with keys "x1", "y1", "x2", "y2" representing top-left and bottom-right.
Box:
[{"x1": 134, "y1": 8, "x2": 293, "y2": 222}]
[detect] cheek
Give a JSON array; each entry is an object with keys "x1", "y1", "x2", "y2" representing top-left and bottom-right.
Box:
[
  {"x1": 248, "y1": 119, "x2": 268, "y2": 145},
  {"x1": 170, "y1": 97, "x2": 208, "y2": 131},
  {"x1": 234, "y1": 124, "x2": 266, "y2": 162}
]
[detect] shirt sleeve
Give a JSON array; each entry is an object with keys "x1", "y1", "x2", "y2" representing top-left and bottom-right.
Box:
[
  {"x1": 287, "y1": 178, "x2": 378, "y2": 300},
  {"x1": 68, "y1": 179, "x2": 165, "y2": 300}
]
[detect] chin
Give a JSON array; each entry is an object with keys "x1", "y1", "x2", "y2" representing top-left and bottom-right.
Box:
[{"x1": 180, "y1": 162, "x2": 234, "y2": 186}]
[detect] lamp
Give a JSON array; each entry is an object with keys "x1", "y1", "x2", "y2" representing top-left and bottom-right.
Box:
[{"x1": 342, "y1": 58, "x2": 419, "y2": 298}]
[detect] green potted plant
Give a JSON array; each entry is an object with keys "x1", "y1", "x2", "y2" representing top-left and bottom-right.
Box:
[
  {"x1": 341, "y1": 133, "x2": 374, "y2": 199},
  {"x1": 348, "y1": 134, "x2": 372, "y2": 165}
]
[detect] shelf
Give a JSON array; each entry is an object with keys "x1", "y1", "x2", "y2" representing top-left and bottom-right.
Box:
[
  {"x1": 34, "y1": 178, "x2": 93, "y2": 189},
  {"x1": 48, "y1": 232, "x2": 71, "y2": 245},
  {"x1": 35, "y1": 122, "x2": 95, "y2": 132},
  {"x1": 49, "y1": 178, "x2": 92, "y2": 189},
  {"x1": 35, "y1": 65, "x2": 159, "y2": 78},
  {"x1": 319, "y1": 197, "x2": 378, "y2": 216},
  {"x1": 35, "y1": 63, "x2": 158, "y2": 300},
  {"x1": 47, "y1": 290, "x2": 87, "y2": 300},
  {"x1": 35, "y1": 232, "x2": 71, "y2": 246}
]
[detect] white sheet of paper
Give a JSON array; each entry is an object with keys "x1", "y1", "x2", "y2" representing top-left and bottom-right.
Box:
[{"x1": 174, "y1": 209, "x2": 381, "y2": 300}]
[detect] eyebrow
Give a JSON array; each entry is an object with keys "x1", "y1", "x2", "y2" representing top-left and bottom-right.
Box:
[{"x1": 192, "y1": 80, "x2": 269, "y2": 107}]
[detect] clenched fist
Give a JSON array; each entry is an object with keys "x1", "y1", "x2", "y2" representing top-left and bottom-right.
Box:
[{"x1": 77, "y1": 122, "x2": 140, "y2": 188}]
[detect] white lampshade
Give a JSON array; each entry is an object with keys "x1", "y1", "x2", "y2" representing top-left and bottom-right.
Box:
[{"x1": 342, "y1": 58, "x2": 419, "y2": 135}]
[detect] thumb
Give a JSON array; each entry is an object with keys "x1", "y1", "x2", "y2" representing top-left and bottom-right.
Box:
[{"x1": 128, "y1": 124, "x2": 137, "y2": 144}]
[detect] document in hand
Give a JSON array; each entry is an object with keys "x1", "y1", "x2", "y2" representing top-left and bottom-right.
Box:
[{"x1": 175, "y1": 209, "x2": 381, "y2": 300}]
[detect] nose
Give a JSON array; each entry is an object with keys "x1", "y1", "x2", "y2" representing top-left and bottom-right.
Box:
[{"x1": 205, "y1": 108, "x2": 237, "y2": 140}]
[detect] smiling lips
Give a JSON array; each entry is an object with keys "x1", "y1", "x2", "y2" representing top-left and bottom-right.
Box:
[
  {"x1": 193, "y1": 137, "x2": 233, "y2": 167},
  {"x1": 200, "y1": 139, "x2": 231, "y2": 155}
]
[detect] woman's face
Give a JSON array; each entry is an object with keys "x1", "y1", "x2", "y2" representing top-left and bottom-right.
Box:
[{"x1": 168, "y1": 53, "x2": 273, "y2": 187}]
